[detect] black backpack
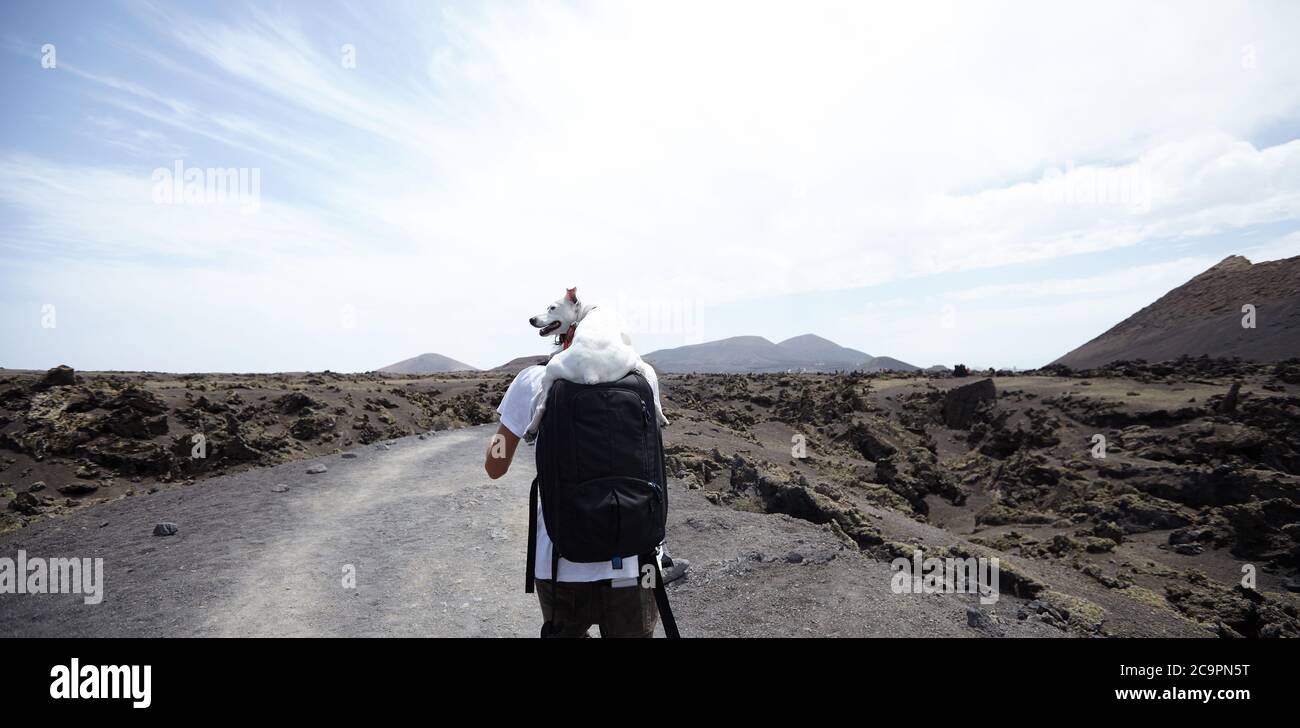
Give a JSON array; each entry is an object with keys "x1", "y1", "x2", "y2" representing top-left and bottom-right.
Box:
[{"x1": 524, "y1": 371, "x2": 679, "y2": 637}]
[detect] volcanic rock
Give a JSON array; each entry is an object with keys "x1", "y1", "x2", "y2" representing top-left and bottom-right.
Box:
[
  {"x1": 942, "y1": 379, "x2": 995, "y2": 429},
  {"x1": 57, "y1": 482, "x2": 99, "y2": 496},
  {"x1": 9, "y1": 491, "x2": 41, "y2": 514},
  {"x1": 34, "y1": 365, "x2": 76, "y2": 390}
]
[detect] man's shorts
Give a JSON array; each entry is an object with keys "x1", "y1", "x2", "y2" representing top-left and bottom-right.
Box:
[{"x1": 536, "y1": 579, "x2": 659, "y2": 638}]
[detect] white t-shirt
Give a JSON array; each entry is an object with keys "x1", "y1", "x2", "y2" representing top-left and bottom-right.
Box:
[{"x1": 497, "y1": 365, "x2": 641, "y2": 582}]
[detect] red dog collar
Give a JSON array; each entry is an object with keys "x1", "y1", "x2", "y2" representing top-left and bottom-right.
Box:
[{"x1": 561, "y1": 323, "x2": 577, "y2": 350}]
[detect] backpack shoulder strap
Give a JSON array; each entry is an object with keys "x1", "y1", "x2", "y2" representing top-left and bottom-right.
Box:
[
  {"x1": 524, "y1": 476, "x2": 539, "y2": 593},
  {"x1": 643, "y1": 551, "x2": 680, "y2": 638}
]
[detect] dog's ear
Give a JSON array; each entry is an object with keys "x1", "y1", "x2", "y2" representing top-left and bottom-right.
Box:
[{"x1": 566, "y1": 287, "x2": 578, "y2": 303}]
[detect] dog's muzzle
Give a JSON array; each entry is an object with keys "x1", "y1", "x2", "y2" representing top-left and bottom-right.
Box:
[{"x1": 531, "y1": 318, "x2": 561, "y2": 336}]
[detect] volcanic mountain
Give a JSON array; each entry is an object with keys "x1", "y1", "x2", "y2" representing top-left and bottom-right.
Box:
[
  {"x1": 1053, "y1": 255, "x2": 1300, "y2": 369},
  {"x1": 377, "y1": 353, "x2": 478, "y2": 374},
  {"x1": 644, "y1": 333, "x2": 917, "y2": 373},
  {"x1": 488, "y1": 355, "x2": 549, "y2": 375}
]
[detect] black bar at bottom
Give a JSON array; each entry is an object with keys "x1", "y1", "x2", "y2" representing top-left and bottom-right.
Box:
[{"x1": 5, "y1": 637, "x2": 1288, "y2": 714}]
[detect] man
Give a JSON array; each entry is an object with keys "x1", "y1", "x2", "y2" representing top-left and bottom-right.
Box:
[{"x1": 485, "y1": 363, "x2": 660, "y2": 637}]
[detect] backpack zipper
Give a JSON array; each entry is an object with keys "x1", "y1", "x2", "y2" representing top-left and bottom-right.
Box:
[{"x1": 640, "y1": 399, "x2": 652, "y2": 473}]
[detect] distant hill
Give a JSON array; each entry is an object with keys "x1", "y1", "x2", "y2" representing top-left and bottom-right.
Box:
[
  {"x1": 862, "y1": 356, "x2": 921, "y2": 373},
  {"x1": 488, "y1": 355, "x2": 548, "y2": 375},
  {"x1": 643, "y1": 336, "x2": 797, "y2": 373},
  {"x1": 776, "y1": 334, "x2": 872, "y2": 368},
  {"x1": 377, "y1": 353, "x2": 478, "y2": 374},
  {"x1": 1053, "y1": 255, "x2": 1300, "y2": 369},
  {"x1": 644, "y1": 333, "x2": 917, "y2": 373}
]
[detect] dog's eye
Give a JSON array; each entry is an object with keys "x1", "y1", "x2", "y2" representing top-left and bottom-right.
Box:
[{"x1": 548, "y1": 306, "x2": 555, "y2": 312}]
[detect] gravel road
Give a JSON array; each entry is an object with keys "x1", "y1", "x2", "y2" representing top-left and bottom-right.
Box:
[{"x1": 0, "y1": 425, "x2": 1056, "y2": 637}]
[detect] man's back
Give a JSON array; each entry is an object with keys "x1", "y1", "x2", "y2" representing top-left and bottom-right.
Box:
[{"x1": 488, "y1": 364, "x2": 676, "y2": 637}]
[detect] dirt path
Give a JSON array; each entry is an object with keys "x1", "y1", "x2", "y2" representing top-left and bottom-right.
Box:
[{"x1": 1, "y1": 425, "x2": 1064, "y2": 637}]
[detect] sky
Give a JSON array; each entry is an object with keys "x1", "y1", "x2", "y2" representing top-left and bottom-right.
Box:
[{"x1": 1, "y1": 0, "x2": 1298, "y2": 372}]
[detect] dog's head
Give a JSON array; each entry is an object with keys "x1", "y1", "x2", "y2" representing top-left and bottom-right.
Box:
[{"x1": 529, "y1": 287, "x2": 590, "y2": 339}]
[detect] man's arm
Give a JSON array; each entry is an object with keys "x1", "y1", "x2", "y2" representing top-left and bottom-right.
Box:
[
  {"x1": 485, "y1": 364, "x2": 542, "y2": 479},
  {"x1": 484, "y1": 423, "x2": 520, "y2": 479}
]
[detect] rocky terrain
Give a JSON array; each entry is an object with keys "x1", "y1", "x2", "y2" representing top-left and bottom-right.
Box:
[
  {"x1": 657, "y1": 356, "x2": 1300, "y2": 637},
  {"x1": 0, "y1": 366, "x2": 506, "y2": 532},
  {"x1": 1055, "y1": 255, "x2": 1300, "y2": 368},
  {"x1": 4, "y1": 357, "x2": 1300, "y2": 637}
]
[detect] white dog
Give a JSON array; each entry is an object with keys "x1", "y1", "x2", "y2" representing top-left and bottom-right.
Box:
[{"x1": 525, "y1": 287, "x2": 668, "y2": 437}]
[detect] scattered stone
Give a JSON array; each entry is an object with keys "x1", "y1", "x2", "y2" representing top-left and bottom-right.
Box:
[
  {"x1": 290, "y1": 413, "x2": 337, "y2": 440},
  {"x1": 271, "y1": 484, "x2": 289, "y2": 493},
  {"x1": 104, "y1": 400, "x2": 169, "y2": 438},
  {"x1": 218, "y1": 435, "x2": 263, "y2": 462},
  {"x1": 1082, "y1": 537, "x2": 1118, "y2": 553},
  {"x1": 1166, "y1": 576, "x2": 1299, "y2": 637},
  {"x1": 942, "y1": 379, "x2": 996, "y2": 429},
  {"x1": 28, "y1": 481, "x2": 46, "y2": 492},
  {"x1": 153, "y1": 522, "x2": 179, "y2": 537},
  {"x1": 1216, "y1": 381, "x2": 1243, "y2": 413},
  {"x1": 9, "y1": 492, "x2": 41, "y2": 514},
  {"x1": 104, "y1": 387, "x2": 168, "y2": 415},
  {"x1": 965, "y1": 607, "x2": 1003, "y2": 636},
  {"x1": 845, "y1": 423, "x2": 897, "y2": 462},
  {"x1": 340, "y1": 452, "x2": 358, "y2": 459},
  {"x1": 275, "y1": 392, "x2": 320, "y2": 415},
  {"x1": 784, "y1": 551, "x2": 804, "y2": 563},
  {"x1": 1090, "y1": 520, "x2": 1125, "y2": 543},
  {"x1": 306, "y1": 464, "x2": 328, "y2": 474},
  {"x1": 1169, "y1": 526, "x2": 1217, "y2": 545},
  {"x1": 34, "y1": 364, "x2": 76, "y2": 390},
  {"x1": 58, "y1": 482, "x2": 99, "y2": 496}
]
